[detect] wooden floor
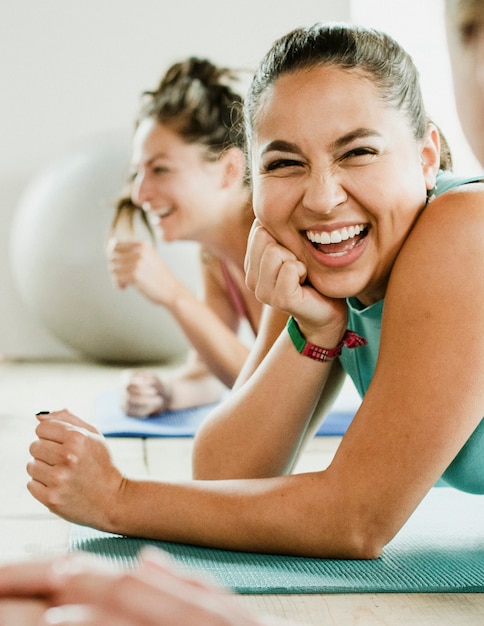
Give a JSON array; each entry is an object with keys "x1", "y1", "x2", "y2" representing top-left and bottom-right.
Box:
[{"x1": 1, "y1": 359, "x2": 483, "y2": 625}]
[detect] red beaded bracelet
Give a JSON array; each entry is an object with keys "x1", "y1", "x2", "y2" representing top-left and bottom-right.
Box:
[{"x1": 287, "y1": 317, "x2": 367, "y2": 362}]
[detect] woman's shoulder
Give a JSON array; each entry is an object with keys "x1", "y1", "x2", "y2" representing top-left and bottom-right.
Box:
[
  {"x1": 425, "y1": 175, "x2": 484, "y2": 230},
  {"x1": 390, "y1": 174, "x2": 484, "y2": 292},
  {"x1": 414, "y1": 168, "x2": 484, "y2": 231}
]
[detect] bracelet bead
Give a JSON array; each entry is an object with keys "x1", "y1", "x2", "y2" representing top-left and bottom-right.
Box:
[{"x1": 286, "y1": 316, "x2": 367, "y2": 362}]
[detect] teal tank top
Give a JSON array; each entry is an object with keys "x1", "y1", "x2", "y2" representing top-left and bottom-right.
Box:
[{"x1": 338, "y1": 171, "x2": 484, "y2": 494}]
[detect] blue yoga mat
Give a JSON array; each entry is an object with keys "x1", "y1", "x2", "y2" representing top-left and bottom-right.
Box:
[
  {"x1": 93, "y1": 380, "x2": 361, "y2": 438},
  {"x1": 69, "y1": 488, "x2": 484, "y2": 594}
]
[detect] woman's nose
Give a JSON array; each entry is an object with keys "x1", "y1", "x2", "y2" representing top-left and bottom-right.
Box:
[
  {"x1": 131, "y1": 171, "x2": 151, "y2": 208},
  {"x1": 302, "y1": 171, "x2": 347, "y2": 214}
]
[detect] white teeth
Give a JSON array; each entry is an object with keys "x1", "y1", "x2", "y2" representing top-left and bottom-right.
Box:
[
  {"x1": 306, "y1": 224, "x2": 366, "y2": 245},
  {"x1": 147, "y1": 208, "x2": 173, "y2": 223},
  {"x1": 330, "y1": 230, "x2": 342, "y2": 243}
]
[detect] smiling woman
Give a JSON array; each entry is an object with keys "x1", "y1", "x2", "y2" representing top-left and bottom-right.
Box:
[
  {"x1": 23, "y1": 23, "x2": 484, "y2": 561},
  {"x1": 2, "y1": 12, "x2": 484, "y2": 626},
  {"x1": 106, "y1": 57, "x2": 287, "y2": 417}
]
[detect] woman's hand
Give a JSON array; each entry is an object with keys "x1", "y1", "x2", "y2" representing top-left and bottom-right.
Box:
[
  {"x1": 245, "y1": 221, "x2": 347, "y2": 342},
  {"x1": 27, "y1": 411, "x2": 125, "y2": 531},
  {"x1": 0, "y1": 550, "x2": 292, "y2": 626},
  {"x1": 0, "y1": 599, "x2": 47, "y2": 626},
  {"x1": 121, "y1": 370, "x2": 170, "y2": 418},
  {"x1": 107, "y1": 239, "x2": 184, "y2": 308},
  {"x1": 121, "y1": 358, "x2": 228, "y2": 417}
]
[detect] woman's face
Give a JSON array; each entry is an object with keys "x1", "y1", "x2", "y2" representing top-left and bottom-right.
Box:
[
  {"x1": 446, "y1": 1, "x2": 484, "y2": 167},
  {"x1": 251, "y1": 66, "x2": 437, "y2": 306},
  {"x1": 130, "y1": 118, "x2": 226, "y2": 242}
]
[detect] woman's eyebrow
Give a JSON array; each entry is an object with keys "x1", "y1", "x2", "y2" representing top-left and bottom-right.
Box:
[
  {"x1": 146, "y1": 152, "x2": 169, "y2": 164},
  {"x1": 260, "y1": 129, "x2": 381, "y2": 157},
  {"x1": 331, "y1": 128, "x2": 381, "y2": 151},
  {"x1": 260, "y1": 140, "x2": 300, "y2": 155},
  {"x1": 131, "y1": 152, "x2": 168, "y2": 169}
]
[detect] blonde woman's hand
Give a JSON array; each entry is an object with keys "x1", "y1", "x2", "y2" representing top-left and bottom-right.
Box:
[
  {"x1": 121, "y1": 370, "x2": 171, "y2": 418},
  {"x1": 107, "y1": 239, "x2": 183, "y2": 308}
]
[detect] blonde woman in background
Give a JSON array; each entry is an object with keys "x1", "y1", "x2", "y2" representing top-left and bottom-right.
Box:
[{"x1": 108, "y1": 57, "x2": 286, "y2": 417}]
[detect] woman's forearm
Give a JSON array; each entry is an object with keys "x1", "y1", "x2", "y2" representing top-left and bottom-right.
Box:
[
  {"x1": 168, "y1": 287, "x2": 250, "y2": 387},
  {"x1": 166, "y1": 357, "x2": 228, "y2": 409},
  {"x1": 193, "y1": 330, "x2": 340, "y2": 479},
  {"x1": 106, "y1": 470, "x2": 381, "y2": 560}
]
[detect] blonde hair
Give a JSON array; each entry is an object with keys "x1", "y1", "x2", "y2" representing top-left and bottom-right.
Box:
[{"x1": 112, "y1": 57, "x2": 247, "y2": 236}]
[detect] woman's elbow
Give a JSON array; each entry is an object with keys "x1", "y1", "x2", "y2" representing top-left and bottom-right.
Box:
[
  {"x1": 331, "y1": 514, "x2": 397, "y2": 560},
  {"x1": 311, "y1": 527, "x2": 386, "y2": 560},
  {"x1": 192, "y1": 418, "x2": 222, "y2": 479},
  {"x1": 342, "y1": 532, "x2": 385, "y2": 560}
]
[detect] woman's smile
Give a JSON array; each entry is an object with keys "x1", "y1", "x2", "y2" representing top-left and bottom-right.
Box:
[
  {"x1": 306, "y1": 223, "x2": 369, "y2": 251},
  {"x1": 304, "y1": 223, "x2": 370, "y2": 268}
]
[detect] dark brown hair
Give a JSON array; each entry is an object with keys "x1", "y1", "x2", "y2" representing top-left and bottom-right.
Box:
[{"x1": 245, "y1": 22, "x2": 452, "y2": 172}]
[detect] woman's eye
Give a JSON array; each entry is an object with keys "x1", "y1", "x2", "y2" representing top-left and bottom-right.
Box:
[
  {"x1": 456, "y1": 16, "x2": 484, "y2": 44},
  {"x1": 341, "y1": 147, "x2": 378, "y2": 162},
  {"x1": 264, "y1": 159, "x2": 302, "y2": 172}
]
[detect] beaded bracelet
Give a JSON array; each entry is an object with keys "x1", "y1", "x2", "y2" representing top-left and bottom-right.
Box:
[{"x1": 287, "y1": 316, "x2": 367, "y2": 362}]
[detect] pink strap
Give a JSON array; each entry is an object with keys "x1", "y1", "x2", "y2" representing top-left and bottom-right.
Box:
[{"x1": 220, "y1": 262, "x2": 257, "y2": 336}]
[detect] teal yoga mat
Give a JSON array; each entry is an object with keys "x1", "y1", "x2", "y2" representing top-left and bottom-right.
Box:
[
  {"x1": 93, "y1": 384, "x2": 361, "y2": 438},
  {"x1": 69, "y1": 488, "x2": 484, "y2": 594}
]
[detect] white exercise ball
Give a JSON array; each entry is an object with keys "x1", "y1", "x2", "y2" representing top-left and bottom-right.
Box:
[{"x1": 9, "y1": 131, "x2": 201, "y2": 364}]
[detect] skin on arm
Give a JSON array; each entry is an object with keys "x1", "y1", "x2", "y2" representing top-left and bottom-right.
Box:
[
  {"x1": 233, "y1": 304, "x2": 290, "y2": 390},
  {"x1": 193, "y1": 251, "x2": 260, "y2": 386},
  {"x1": 229, "y1": 302, "x2": 346, "y2": 475},
  {"x1": 194, "y1": 221, "x2": 349, "y2": 479},
  {"x1": 27, "y1": 224, "x2": 352, "y2": 555},
  {"x1": 111, "y1": 243, "x2": 261, "y2": 415},
  {"x1": 26, "y1": 188, "x2": 484, "y2": 559},
  {"x1": 26, "y1": 223, "x2": 364, "y2": 556},
  {"x1": 121, "y1": 351, "x2": 227, "y2": 417},
  {"x1": 320, "y1": 184, "x2": 484, "y2": 546}
]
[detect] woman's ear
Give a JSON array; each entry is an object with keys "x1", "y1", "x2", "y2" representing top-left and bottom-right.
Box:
[
  {"x1": 219, "y1": 147, "x2": 246, "y2": 188},
  {"x1": 420, "y1": 124, "x2": 441, "y2": 191}
]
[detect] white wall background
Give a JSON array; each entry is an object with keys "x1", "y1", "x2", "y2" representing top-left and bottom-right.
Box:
[
  {"x1": 1, "y1": 0, "x2": 480, "y2": 360},
  {"x1": 353, "y1": 0, "x2": 482, "y2": 175},
  {"x1": 0, "y1": 0, "x2": 349, "y2": 359}
]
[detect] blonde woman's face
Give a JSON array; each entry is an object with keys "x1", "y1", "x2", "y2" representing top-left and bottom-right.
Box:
[
  {"x1": 130, "y1": 118, "x2": 228, "y2": 243},
  {"x1": 446, "y1": 1, "x2": 484, "y2": 167}
]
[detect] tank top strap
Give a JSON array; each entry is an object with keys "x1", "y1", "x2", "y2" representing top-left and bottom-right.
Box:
[{"x1": 220, "y1": 261, "x2": 257, "y2": 336}]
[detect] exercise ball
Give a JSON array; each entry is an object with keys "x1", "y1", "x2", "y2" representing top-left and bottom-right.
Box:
[{"x1": 9, "y1": 131, "x2": 201, "y2": 364}]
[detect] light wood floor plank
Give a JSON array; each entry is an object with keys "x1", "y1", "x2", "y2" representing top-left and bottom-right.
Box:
[{"x1": 1, "y1": 359, "x2": 483, "y2": 624}]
